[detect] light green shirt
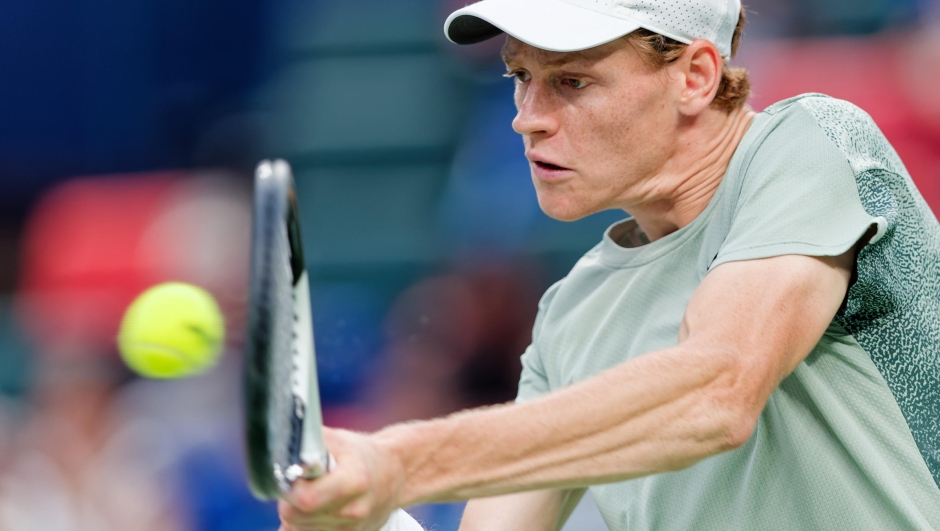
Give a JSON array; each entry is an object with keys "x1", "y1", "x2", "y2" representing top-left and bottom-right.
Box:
[{"x1": 518, "y1": 95, "x2": 940, "y2": 530}]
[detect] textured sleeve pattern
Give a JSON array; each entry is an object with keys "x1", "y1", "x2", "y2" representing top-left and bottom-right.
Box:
[
  {"x1": 711, "y1": 97, "x2": 884, "y2": 269},
  {"x1": 798, "y1": 95, "x2": 940, "y2": 489}
]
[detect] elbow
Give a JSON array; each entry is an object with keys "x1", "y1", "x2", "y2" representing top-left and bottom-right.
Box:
[
  {"x1": 662, "y1": 345, "x2": 768, "y2": 469},
  {"x1": 665, "y1": 387, "x2": 759, "y2": 473},
  {"x1": 694, "y1": 355, "x2": 763, "y2": 454},
  {"x1": 693, "y1": 374, "x2": 762, "y2": 455},
  {"x1": 710, "y1": 377, "x2": 762, "y2": 452},
  {"x1": 720, "y1": 411, "x2": 758, "y2": 451},
  {"x1": 688, "y1": 400, "x2": 756, "y2": 459},
  {"x1": 662, "y1": 407, "x2": 756, "y2": 474}
]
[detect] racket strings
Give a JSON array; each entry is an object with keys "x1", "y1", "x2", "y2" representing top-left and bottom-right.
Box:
[
  {"x1": 286, "y1": 253, "x2": 308, "y2": 483},
  {"x1": 267, "y1": 215, "x2": 302, "y2": 489},
  {"x1": 290, "y1": 284, "x2": 305, "y2": 424}
]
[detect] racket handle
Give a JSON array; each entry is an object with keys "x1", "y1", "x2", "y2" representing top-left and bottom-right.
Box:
[{"x1": 380, "y1": 509, "x2": 425, "y2": 531}]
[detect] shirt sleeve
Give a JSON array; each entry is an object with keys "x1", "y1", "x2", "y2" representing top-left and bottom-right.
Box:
[
  {"x1": 516, "y1": 343, "x2": 550, "y2": 403},
  {"x1": 515, "y1": 280, "x2": 563, "y2": 404},
  {"x1": 711, "y1": 102, "x2": 886, "y2": 269}
]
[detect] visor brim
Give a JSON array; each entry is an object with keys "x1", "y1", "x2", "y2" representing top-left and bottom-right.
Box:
[{"x1": 444, "y1": 0, "x2": 641, "y2": 53}]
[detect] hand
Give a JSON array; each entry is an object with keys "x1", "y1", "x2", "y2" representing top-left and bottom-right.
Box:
[{"x1": 279, "y1": 427, "x2": 406, "y2": 531}]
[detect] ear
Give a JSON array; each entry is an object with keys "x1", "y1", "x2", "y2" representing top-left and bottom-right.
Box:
[{"x1": 674, "y1": 40, "x2": 723, "y2": 116}]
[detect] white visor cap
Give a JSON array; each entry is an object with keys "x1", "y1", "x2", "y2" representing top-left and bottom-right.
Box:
[{"x1": 445, "y1": 0, "x2": 741, "y2": 58}]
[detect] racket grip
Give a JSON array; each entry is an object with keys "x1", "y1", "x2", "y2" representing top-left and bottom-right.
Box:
[{"x1": 380, "y1": 509, "x2": 425, "y2": 531}]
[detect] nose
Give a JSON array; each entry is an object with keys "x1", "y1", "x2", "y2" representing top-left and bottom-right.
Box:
[{"x1": 511, "y1": 81, "x2": 558, "y2": 137}]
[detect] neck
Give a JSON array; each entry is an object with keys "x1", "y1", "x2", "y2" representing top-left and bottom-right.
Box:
[{"x1": 626, "y1": 106, "x2": 755, "y2": 241}]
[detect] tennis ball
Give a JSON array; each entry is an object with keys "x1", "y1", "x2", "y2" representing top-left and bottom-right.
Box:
[{"x1": 118, "y1": 282, "x2": 225, "y2": 379}]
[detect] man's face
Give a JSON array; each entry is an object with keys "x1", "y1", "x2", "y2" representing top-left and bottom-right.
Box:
[{"x1": 503, "y1": 37, "x2": 681, "y2": 221}]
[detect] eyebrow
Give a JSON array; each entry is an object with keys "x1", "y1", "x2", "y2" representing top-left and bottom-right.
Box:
[{"x1": 501, "y1": 47, "x2": 591, "y2": 69}]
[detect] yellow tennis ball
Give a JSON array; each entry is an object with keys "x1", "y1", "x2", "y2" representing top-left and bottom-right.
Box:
[{"x1": 118, "y1": 282, "x2": 225, "y2": 379}]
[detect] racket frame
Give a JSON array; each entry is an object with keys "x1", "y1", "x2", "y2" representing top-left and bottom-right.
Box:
[{"x1": 245, "y1": 159, "x2": 329, "y2": 500}]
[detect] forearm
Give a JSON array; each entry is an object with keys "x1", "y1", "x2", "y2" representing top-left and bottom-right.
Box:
[
  {"x1": 374, "y1": 343, "x2": 750, "y2": 506},
  {"x1": 458, "y1": 489, "x2": 571, "y2": 531}
]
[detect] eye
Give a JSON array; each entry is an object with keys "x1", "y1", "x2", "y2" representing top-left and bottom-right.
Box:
[
  {"x1": 563, "y1": 78, "x2": 588, "y2": 89},
  {"x1": 503, "y1": 70, "x2": 530, "y2": 83}
]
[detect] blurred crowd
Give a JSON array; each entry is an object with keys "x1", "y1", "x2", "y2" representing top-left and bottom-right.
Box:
[{"x1": 1, "y1": 0, "x2": 939, "y2": 530}]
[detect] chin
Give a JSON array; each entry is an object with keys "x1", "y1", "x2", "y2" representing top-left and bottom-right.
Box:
[{"x1": 536, "y1": 194, "x2": 591, "y2": 222}]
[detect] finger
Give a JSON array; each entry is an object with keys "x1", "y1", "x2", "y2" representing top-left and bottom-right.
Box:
[
  {"x1": 294, "y1": 436, "x2": 372, "y2": 512},
  {"x1": 281, "y1": 492, "x2": 370, "y2": 526},
  {"x1": 279, "y1": 484, "x2": 301, "y2": 509},
  {"x1": 280, "y1": 505, "x2": 361, "y2": 529},
  {"x1": 336, "y1": 498, "x2": 373, "y2": 521},
  {"x1": 292, "y1": 466, "x2": 369, "y2": 512},
  {"x1": 278, "y1": 498, "x2": 296, "y2": 519}
]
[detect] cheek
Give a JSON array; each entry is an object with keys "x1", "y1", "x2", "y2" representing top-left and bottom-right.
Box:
[
  {"x1": 566, "y1": 98, "x2": 635, "y2": 164},
  {"x1": 559, "y1": 109, "x2": 638, "y2": 199},
  {"x1": 574, "y1": 86, "x2": 670, "y2": 177}
]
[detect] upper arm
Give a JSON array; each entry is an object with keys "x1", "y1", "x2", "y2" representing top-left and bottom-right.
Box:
[
  {"x1": 459, "y1": 489, "x2": 580, "y2": 531},
  {"x1": 679, "y1": 250, "x2": 855, "y2": 432}
]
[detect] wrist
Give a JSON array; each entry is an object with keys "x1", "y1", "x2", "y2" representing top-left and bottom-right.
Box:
[{"x1": 372, "y1": 421, "x2": 440, "y2": 506}]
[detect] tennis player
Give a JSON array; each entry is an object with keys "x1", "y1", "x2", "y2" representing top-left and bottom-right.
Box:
[{"x1": 279, "y1": 0, "x2": 940, "y2": 530}]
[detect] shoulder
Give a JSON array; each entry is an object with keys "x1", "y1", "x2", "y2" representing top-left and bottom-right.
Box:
[
  {"x1": 730, "y1": 94, "x2": 861, "y2": 193},
  {"x1": 756, "y1": 94, "x2": 905, "y2": 177},
  {"x1": 706, "y1": 94, "x2": 886, "y2": 269},
  {"x1": 761, "y1": 92, "x2": 868, "y2": 124}
]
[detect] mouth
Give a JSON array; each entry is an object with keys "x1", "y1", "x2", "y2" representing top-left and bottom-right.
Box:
[
  {"x1": 529, "y1": 156, "x2": 574, "y2": 181},
  {"x1": 534, "y1": 161, "x2": 570, "y2": 171}
]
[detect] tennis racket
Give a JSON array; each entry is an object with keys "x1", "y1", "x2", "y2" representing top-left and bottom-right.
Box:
[
  {"x1": 245, "y1": 159, "x2": 328, "y2": 497},
  {"x1": 244, "y1": 159, "x2": 424, "y2": 531}
]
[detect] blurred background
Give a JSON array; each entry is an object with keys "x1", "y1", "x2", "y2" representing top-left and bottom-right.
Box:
[{"x1": 0, "y1": 0, "x2": 938, "y2": 530}]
